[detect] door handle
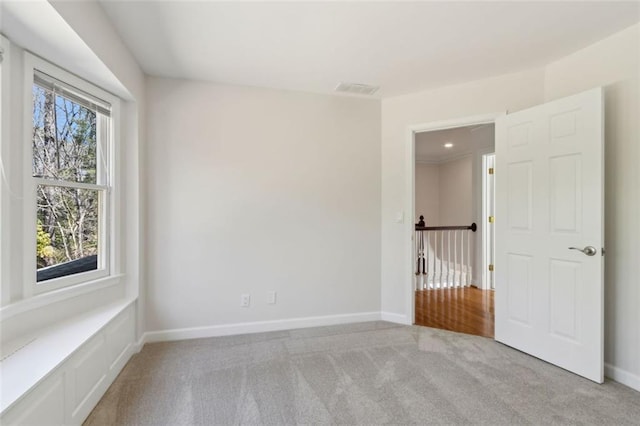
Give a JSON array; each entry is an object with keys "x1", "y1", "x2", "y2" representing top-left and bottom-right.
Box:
[{"x1": 568, "y1": 246, "x2": 597, "y2": 256}]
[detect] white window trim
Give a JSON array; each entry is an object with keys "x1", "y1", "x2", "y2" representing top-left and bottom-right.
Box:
[
  {"x1": 0, "y1": 34, "x2": 11, "y2": 305},
  {"x1": 22, "y1": 53, "x2": 121, "y2": 297}
]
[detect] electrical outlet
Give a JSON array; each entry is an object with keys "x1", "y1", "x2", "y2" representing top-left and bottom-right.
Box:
[
  {"x1": 240, "y1": 294, "x2": 250, "y2": 307},
  {"x1": 267, "y1": 291, "x2": 277, "y2": 305}
]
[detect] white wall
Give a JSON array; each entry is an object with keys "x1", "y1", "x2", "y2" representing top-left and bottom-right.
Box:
[
  {"x1": 415, "y1": 156, "x2": 473, "y2": 227},
  {"x1": 381, "y1": 23, "x2": 640, "y2": 389},
  {"x1": 146, "y1": 78, "x2": 381, "y2": 333},
  {"x1": 544, "y1": 23, "x2": 640, "y2": 390},
  {"x1": 381, "y1": 67, "x2": 545, "y2": 319},
  {"x1": 437, "y1": 156, "x2": 473, "y2": 227},
  {"x1": 414, "y1": 163, "x2": 439, "y2": 225}
]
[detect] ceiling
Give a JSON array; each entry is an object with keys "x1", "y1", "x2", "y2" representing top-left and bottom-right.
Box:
[
  {"x1": 415, "y1": 124, "x2": 494, "y2": 163},
  {"x1": 99, "y1": 1, "x2": 640, "y2": 98}
]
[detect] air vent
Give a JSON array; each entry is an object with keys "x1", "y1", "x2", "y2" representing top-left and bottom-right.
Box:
[{"x1": 335, "y1": 82, "x2": 379, "y2": 96}]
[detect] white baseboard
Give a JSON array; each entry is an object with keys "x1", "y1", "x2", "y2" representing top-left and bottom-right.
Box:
[
  {"x1": 605, "y1": 363, "x2": 640, "y2": 392},
  {"x1": 131, "y1": 334, "x2": 146, "y2": 353},
  {"x1": 380, "y1": 311, "x2": 411, "y2": 325},
  {"x1": 109, "y1": 341, "x2": 138, "y2": 377},
  {"x1": 143, "y1": 311, "x2": 383, "y2": 343}
]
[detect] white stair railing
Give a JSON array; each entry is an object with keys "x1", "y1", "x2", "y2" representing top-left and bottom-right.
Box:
[{"x1": 415, "y1": 217, "x2": 477, "y2": 290}]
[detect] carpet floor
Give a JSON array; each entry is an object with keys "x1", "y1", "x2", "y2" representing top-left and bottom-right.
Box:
[{"x1": 84, "y1": 321, "x2": 640, "y2": 425}]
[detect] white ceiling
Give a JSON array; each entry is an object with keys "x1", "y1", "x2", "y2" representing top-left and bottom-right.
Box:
[
  {"x1": 415, "y1": 124, "x2": 494, "y2": 163},
  {"x1": 99, "y1": 1, "x2": 640, "y2": 98}
]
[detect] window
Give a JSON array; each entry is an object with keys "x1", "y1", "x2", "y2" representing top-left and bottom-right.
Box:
[{"x1": 27, "y1": 57, "x2": 117, "y2": 292}]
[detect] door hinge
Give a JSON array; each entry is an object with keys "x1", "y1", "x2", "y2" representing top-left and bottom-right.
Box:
[
  {"x1": 488, "y1": 216, "x2": 495, "y2": 223},
  {"x1": 488, "y1": 167, "x2": 494, "y2": 175},
  {"x1": 488, "y1": 264, "x2": 494, "y2": 272}
]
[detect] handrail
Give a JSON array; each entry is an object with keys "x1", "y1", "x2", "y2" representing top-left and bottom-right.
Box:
[{"x1": 415, "y1": 223, "x2": 477, "y2": 232}]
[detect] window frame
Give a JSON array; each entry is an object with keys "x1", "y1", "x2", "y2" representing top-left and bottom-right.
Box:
[
  {"x1": 0, "y1": 35, "x2": 10, "y2": 305},
  {"x1": 23, "y1": 53, "x2": 120, "y2": 296}
]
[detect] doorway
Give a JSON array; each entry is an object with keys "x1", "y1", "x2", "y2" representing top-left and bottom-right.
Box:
[
  {"x1": 407, "y1": 89, "x2": 604, "y2": 382},
  {"x1": 408, "y1": 115, "x2": 501, "y2": 338}
]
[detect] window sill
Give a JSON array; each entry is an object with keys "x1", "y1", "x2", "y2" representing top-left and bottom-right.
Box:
[
  {"x1": 0, "y1": 274, "x2": 124, "y2": 322},
  {"x1": 0, "y1": 297, "x2": 136, "y2": 414}
]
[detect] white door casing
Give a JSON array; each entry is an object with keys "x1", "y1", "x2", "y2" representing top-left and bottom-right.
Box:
[
  {"x1": 483, "y1": 153, "x2": 496, "y2": 290},
  {"x1": 495, "y1": 88, "x2": 604, "y2": 383}
]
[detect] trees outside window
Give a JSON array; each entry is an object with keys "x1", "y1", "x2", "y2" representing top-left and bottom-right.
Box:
[{"x1": 31, "y1": 70, "x2": 111, "y2": 284}]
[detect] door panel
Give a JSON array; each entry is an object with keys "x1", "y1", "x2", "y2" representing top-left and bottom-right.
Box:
[
  {"x1": 496, "y1": 87, "x2": 604, "y2": 383},
  {"x1": 507, "y1": 162, "x2": 533, "y2": 231},
  {"x1": 506, "y1": 253, "x2": 532, "y2": 325},
  {"x1": 549, "y1": 154, "x2": 582, "y2": 233}
]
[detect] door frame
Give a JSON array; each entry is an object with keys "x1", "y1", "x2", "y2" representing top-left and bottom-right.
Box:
[
  {"x1": 482, "y1": 152, "x2": 496, "y2": 290},
  {"x1": 404, "y1": 112, "x2": 505, "y2": 324}
]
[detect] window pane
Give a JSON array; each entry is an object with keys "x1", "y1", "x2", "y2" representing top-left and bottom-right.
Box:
[
  {"x1": 32, "y1": 84, "x2": 97, "y2": 184},
  {"x1": 36, "y1": 185, "x2": 101, "y2": 282}
]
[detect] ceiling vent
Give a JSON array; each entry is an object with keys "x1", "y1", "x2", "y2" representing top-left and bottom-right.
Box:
[{"x1": 335, "y1": 82, "x2": 379, "y2": 96}]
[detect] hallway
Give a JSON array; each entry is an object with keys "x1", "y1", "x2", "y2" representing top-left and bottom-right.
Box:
[{"x1": 415, "y1": 287, "x2": 494, "y2": 338}]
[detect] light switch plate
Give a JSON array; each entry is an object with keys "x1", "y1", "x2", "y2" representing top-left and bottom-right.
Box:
[{"x1": 395, "y1": 211, "x2": 404, "y2": 223}]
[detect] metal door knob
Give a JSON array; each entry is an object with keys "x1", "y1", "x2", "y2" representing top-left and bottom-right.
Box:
[{"x1": 568, "y1": 246, "x2": 597, "y2": 256}]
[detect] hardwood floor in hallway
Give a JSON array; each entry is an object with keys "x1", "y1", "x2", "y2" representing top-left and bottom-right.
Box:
[{"x1": 415, "y1": 287, "x2": 495, "y2": 338}]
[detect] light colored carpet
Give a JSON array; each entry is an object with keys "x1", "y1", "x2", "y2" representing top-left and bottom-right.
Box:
[{"x1": 84, "y1": 322, "x2": 640, "y2": 425}]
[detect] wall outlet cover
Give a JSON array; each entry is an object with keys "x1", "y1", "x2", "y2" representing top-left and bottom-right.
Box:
[{"x1": 240, "y1": 294, "x2": 250, "y2": 307}]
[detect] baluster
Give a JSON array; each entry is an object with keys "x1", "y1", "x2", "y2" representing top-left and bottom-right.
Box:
[
  {"x1": 451, "y1": 230, "x2": 455, "y2": 288},
  {"x1": 413, "y1": 231, "x2": 420, "y2": 276},
  {"x1": 430, "y1": 232, "x2": 435, "y2": 289},
  {"x1": 460, "y1": 230, "x2": 464, "y2": 287},
  {"x1": 418, "y1": 231, "x2": 424, "y2": 290},
  {"x1": 433, "y1": 231, "x2": 440, "y2": 288},
  {"x1": 415, "y1": 230, "x2": 420, "y2": 282},
  {"x1": 417, "y1": 231, "x2": 421, "y2": 289},
  {"x1": 443, "y1": 230, "x2": 447, "y2": 288},
  {"x1": 452, "y1": 231, "x2": 456, "y2": 288},
  {"x1": 433, "y1": 231, "x2": 437, "y2": 289},
  {"x1": 442, "y1": 231, "x2": 451, "y2": 288},
  {"x1": 466, "y1": 230, "x2": 471, "y2": 286},
  {"x1": 420, "y1": 231, "x2": 424, "y2": 290},
  {"x1": 460, "y1": 231, "x2": 469, "y2": 286},
  {"x1": 425, "y1": 231, "x2": 430, "y2": 289},
  {"x1": 461, "y1": 231, "x2": 465, "y2": 287},
  {"x1": 454, "y1": 230, "x2": 458, "y2": 287},
  {"x1": 417, "y1": 230, "x2": 421, "y2": 289},
  {"x1": 441, "y1": 231, "x2": 449, "y2": 288},
  {"x1": 418, "y1": 230, "x2": 423, "y2": 289},
  {"x1": 432, "y1": 231, "x2": 437, "y2": 289},
  {"x1": 469, "y1": 231, "x2": 473, "y2": 287},
  {"x1": 439, "y1": 230, "x2": 444, "y2": 289},
  {"x1": 421, "y1": 231, "x2": 426, "y2": 289},
  {"x1": 444, "y1": 230, "x2": 449, "y2": 288},
  {"x1": 459, "y1": 231, "x2": 464, "y2": 287}
]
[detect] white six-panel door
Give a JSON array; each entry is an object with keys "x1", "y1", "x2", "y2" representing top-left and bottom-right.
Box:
[{"x1": 495, "y1": 88, "x2": 604, "y2": 383}]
